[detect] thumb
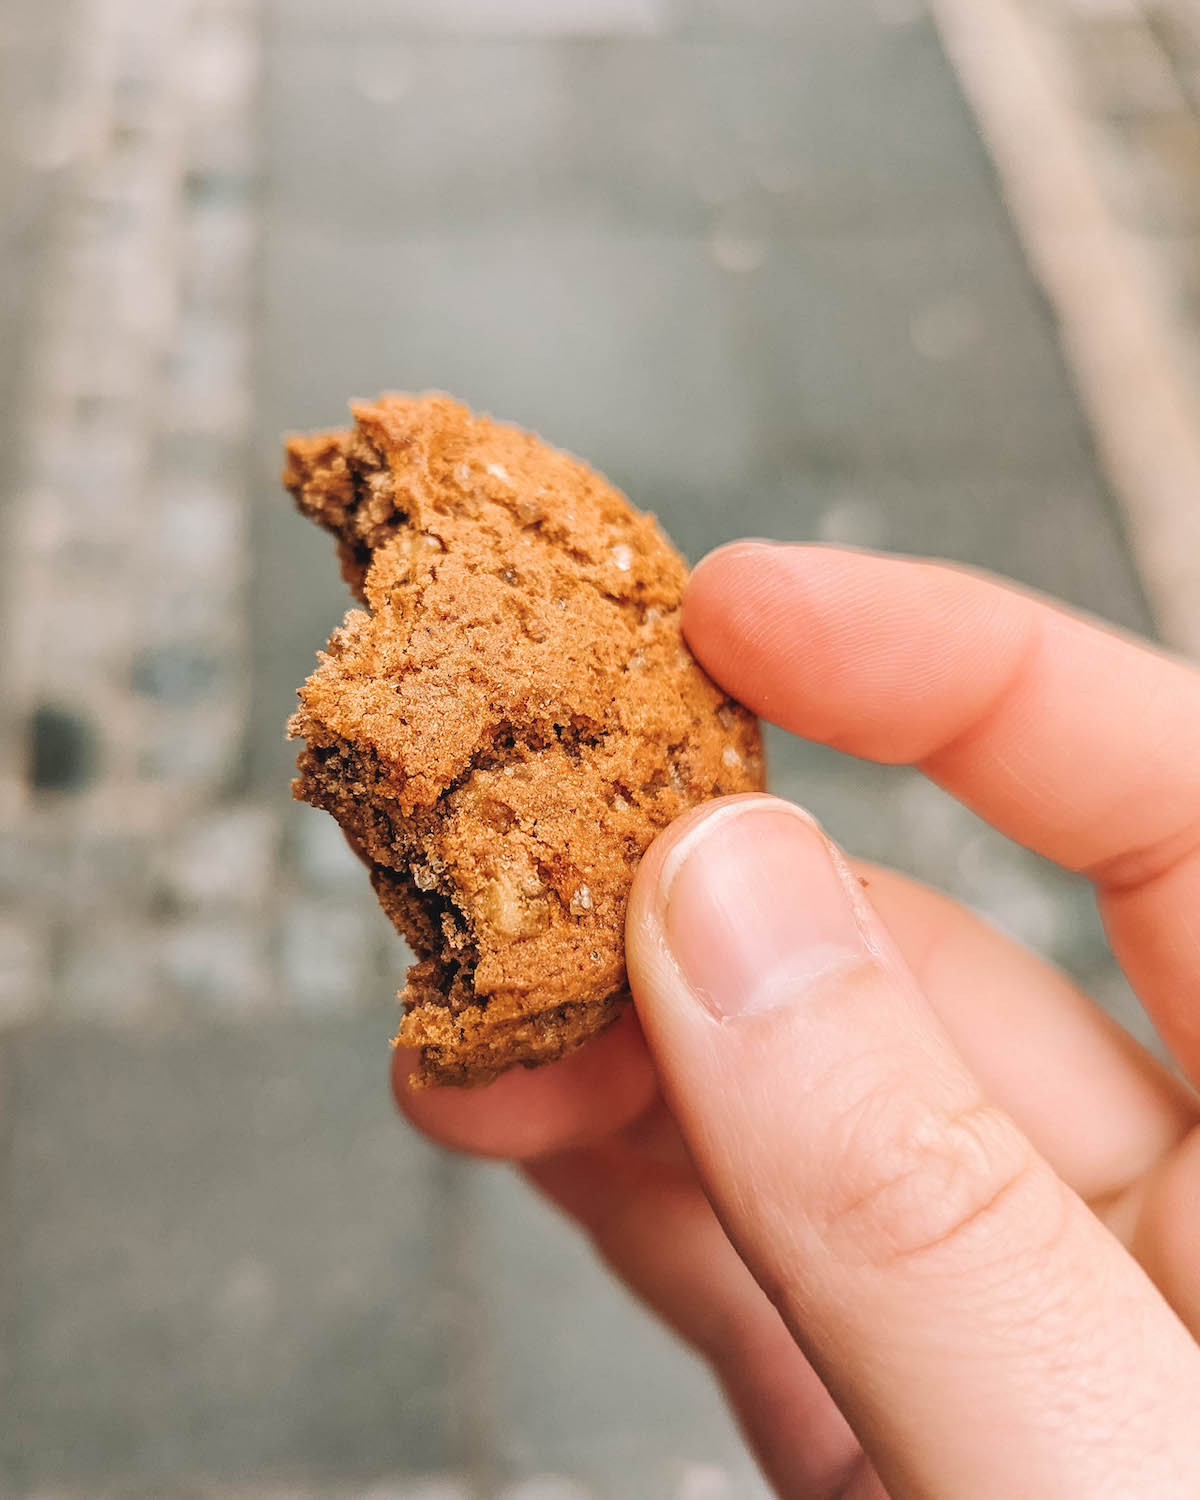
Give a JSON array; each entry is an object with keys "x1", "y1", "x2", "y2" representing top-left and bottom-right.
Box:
[{"x1": 626, "y1": 794, "x2": 1200, "y2": 1500}]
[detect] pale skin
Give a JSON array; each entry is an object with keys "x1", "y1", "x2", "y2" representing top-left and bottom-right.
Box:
[{"x1": 397, "y1": 541, "x2": 1200, "y2": 1498}]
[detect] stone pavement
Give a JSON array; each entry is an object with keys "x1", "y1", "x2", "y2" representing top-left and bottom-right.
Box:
[
  {"x1": 1032, "y1": 0, "x2": 1200, "y2": 362},
  {"x1": 0, "y1": 0, "x2": 1181, "y2": 1495},
  {"x1": 930, "y1": 0, "x2": 1200, "y2": 654}
]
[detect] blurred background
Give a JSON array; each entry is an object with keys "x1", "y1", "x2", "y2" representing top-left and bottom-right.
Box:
[{"x1": 3, "y1": 0, "x2": 1200, "y2": 1496}]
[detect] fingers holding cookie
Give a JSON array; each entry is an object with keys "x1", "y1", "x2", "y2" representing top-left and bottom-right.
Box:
[{"x1": 394, "y1": 1003, "x2": 657, "y2": 1159}]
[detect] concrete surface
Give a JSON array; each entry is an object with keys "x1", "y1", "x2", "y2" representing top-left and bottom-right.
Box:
[{"x1": 931, "y1": 0, "x2": 1200, "y2": 656}]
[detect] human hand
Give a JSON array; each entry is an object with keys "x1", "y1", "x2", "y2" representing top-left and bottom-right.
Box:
[{"x1": 399, "y1": 542, "x2": 1200, "y2": 1498}]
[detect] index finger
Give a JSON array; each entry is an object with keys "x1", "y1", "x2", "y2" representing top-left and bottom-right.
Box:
[{"x1": 685, "y1": 542, "x2": 1200, "y2": 1070}]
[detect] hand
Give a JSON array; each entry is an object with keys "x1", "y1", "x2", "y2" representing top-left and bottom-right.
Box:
[{"x1": 399, "y1": 542, "x2": 1200, "y2": 1498}]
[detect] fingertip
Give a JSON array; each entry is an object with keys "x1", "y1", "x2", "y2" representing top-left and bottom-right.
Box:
[
  {"x1": 391, "y1": 1038, "x2": 421, "y2": 1102},
  {"x1": 628, "y1": 792, "x2": 795, "y2": 918},
  {"x1": 690, "y1": 538, "x2": 783, "y2": 580},
  {"x1": 626, "y1": 793, "x2": 818, "y2": 1014},
  {"x1": 685, "y1": 540, "x2": 786, "y2": 637},
  {"x1": 394, "y1": 1003, "x2": 658, "y2": 1160},
  {"x1": 684, "y1": 541, "x2": 822, "y2": 719},
  {"x1": 683, "y1": 542, "x2": 1034, "y2": 760}
]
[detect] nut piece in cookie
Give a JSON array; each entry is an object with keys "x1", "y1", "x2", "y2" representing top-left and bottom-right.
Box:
[{"x1": 285, "y1": 393, "x2": 764, "y2": 1086}]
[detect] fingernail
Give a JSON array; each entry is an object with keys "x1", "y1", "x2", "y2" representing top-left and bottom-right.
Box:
[{"x1": 661, "y1": 800, "x2": 871, "y2": 1019}]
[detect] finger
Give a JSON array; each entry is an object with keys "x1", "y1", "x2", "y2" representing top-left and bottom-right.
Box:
[
  {"x1": 866, "y1": 856, "x2": 1200, "y2": 1344},
  {"x1": 394, "y1": 1003, "x2": 656, "y2": 1159},
  {"x1": 628, "y1": 795, "x2": 1200, "y2": 1499},
  {"x1": 685, "y1": 542, "x2": 1200, "y2": 1071},
  {"x1": 857, "y1": 863, "x2": 1197, "y2": 1209},
  {"x1": 1134, "y1": 1125, "x2": 1200, "y2": 1337},
  {"x1": 527, "y1": 1131, "x2": 871, "y2": 1498}
]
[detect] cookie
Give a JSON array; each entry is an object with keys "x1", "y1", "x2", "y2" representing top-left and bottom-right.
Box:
[{"x1": 285, "y1": 393, "x2": 764, "y2": 1086}]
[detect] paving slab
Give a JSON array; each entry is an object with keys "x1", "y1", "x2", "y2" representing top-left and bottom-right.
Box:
[
  {"x1": 1, "y1": 1015, "x2": 460, "y2": 1492},
  {"x1": 265, "y1": 30, "x2": 995, "y2": 238},
  {"x1": 464, "y1": 1165, "x2": 773, "y2": 1499},
  {"x1": 0, "y1": 0, "x2": 80, "y2": 555},
  {"x1": 268, "y1": 0, "x2": 928, "y2": 42},
  {"x1": 931, "y1": 0, "x2": 1200, "y2": 653}
]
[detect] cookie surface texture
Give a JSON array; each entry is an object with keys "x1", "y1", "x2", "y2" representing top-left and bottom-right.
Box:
[{"x1": 286, "y1": 393, "x2": 764, "y2": 1086}]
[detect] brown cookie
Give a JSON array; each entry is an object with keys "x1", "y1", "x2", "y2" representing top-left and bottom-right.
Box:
[{"x1": 285, "y1": 393, "x2": 764, "y2": 1086}]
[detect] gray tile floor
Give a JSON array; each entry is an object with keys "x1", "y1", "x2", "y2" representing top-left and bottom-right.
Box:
[{"x1": 0, "y1": 0, "x2": 1165, "y2": 1495}]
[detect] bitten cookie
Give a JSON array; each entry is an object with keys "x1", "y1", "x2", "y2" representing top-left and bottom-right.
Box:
[{"x1": 285, "y1": 393, "x2": 764, "y2": 1086}]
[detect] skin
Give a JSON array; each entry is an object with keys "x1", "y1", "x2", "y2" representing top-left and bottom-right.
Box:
[{"x1": 396, "y1": 542, "x2": 1200, "y2": 1498}]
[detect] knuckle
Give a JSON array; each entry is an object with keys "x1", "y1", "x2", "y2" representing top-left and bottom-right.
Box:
[{"x1": 815, "y1": 1091, "x2": 1065, "y2": 1274}]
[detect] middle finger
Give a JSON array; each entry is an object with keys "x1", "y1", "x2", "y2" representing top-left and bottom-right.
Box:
[{"x1": 860, "y1": 862, "x2": 1197, "y2": 1206}]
